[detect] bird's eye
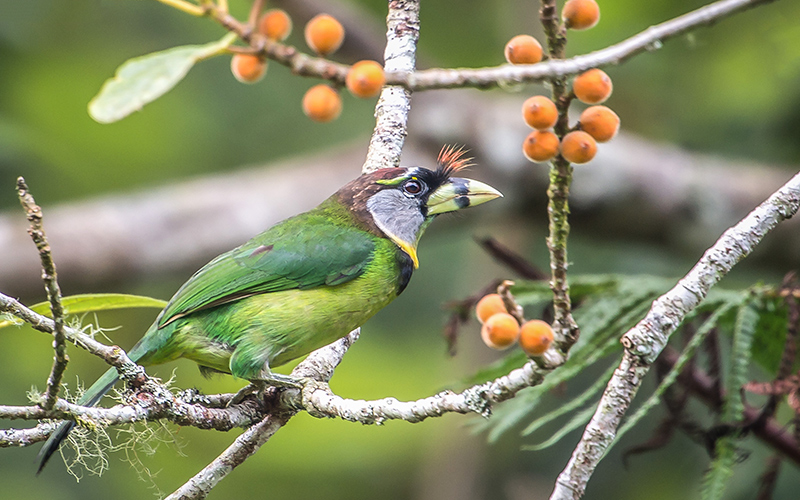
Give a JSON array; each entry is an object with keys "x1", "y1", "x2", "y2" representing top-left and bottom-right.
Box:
[{"x1": 403, "y1": 179, "x2": 425, "y2": 196}]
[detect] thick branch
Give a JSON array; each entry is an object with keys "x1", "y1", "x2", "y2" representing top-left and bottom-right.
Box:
[
  {"x1": 293, "y1": 359, "x2": 546, "y2": 424},
  {"x1": 362, "y1": 0, "x2": 420, "y2": 172},
  {"x1": 551, "y1": 170, "x2": 800, "y2": 500},
  {"x1": 165, "y1": 329, "x2": 361, "y2": 498}
]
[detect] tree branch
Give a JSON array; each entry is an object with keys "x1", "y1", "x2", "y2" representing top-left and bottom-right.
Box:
[
  {"x1": 16, "y1": 178, "x2": 68, "y2": 411},
  {"x1": 164, "y1": 2, "x2": 421, "y2": 495},
  {"x1": 399, "y1": 0, "x2": 776, "y2": 90},
  {"x1": 551, "y1": 170, "x2": 800, "y2": 500},
  {"x1": 361, "y1": 0, "x2": 419, "y2": 172}
]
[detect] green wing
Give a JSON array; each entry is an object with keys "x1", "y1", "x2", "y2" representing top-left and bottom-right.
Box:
[{"x1": 157, "y1": 213, "x2": 376, "y2": 328}]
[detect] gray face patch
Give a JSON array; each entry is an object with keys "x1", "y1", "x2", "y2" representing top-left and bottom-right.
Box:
[{"x1": 366, "y1": 189, "x2": 425, "y2": 246}]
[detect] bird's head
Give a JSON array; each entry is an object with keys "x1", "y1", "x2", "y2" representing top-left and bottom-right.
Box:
[{"x1": 335, "y1": 146, "x2": 502, "y2": 268}]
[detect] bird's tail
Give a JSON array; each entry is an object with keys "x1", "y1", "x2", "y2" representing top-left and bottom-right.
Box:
[{"x1": 36, "y1": 335, "x2": 154, "y2": 474}]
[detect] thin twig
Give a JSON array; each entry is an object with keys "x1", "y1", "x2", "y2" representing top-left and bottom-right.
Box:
[
  {"x1": 16, "y1": 178, "x2": 67, "y2": 411},
  {"x1": 551, "y1": 170, "x2": 800, "y2": 500},
  {"x1": 400, "y1": 0, "x2": 776, "y2": 90},
  {"x1": 247, "y1": 0, "x2": 264, "y2": 28},
  {"x1": 154, "y1": 0, "x2": 207, "y2": 16},
  {"x1": 540, "y1": 0, "x2": 579, "y2": 349}
]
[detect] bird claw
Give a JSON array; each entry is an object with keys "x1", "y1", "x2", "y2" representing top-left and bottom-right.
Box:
[{"x1": 226, "y1": 374, "x2": 306, "y2": 407}]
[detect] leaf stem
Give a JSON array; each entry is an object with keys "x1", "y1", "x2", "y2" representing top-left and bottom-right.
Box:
[{"x1": 153, "y1": 0, "x2": 207, "y2": 17}]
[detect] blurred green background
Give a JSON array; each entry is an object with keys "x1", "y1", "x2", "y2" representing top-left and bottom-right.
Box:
[{"x1": 2, "y1": 0, "x2": 800, "y2": 499}]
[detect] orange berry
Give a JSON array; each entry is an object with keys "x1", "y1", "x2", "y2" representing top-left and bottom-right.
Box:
[
  {"x1": 345, "y1": 60, "x2": 386, "y2": 98},
  {"x1": 560, "y1": 131, "x2": 597, "y2": 164},
  {"x1": 579, "y1": 105, "x2": 620, "y2": 142},
  {"x1": 230, "y1": 54, "x2": 267, "y2": 84},
  {"x1": 302, "y1": 84, "x2": 342, "y2": 122},
  {"x1": 481, "y1": 313, "x2": 521, "y2": 350},
  {"x1": 258, "y1": 9, "x2": 293, "y2": 41},
  {"x1": 522, "y1": 95, "x2": 558, "y2": 130},
  {"x1": 475, "y1": 293, "x2": 507, "y2": 324},
  {"x1": 562, "y1": 0, "x2": 600, "y2": 30},
  {"x1": 522, "y1": 130, "x2": 560, "y2": 163},
  {"x1": 519, "y1": 320, "x2": 554, "y2": 356},
  {"x1": 504, "y1": 35, "x2": 543, "y2": 65},
  {"x1": 573, "y1": 68, "x2": 612, "y2": 104},
  {"x1": 304, "y1": 14, "x2": 345, "y2": 56}
]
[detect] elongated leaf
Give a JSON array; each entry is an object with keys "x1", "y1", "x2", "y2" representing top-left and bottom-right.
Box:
[
  {"x1": 610, "y1": 301, "x2": 738, "y2": 452},
  {"x1": 521, "y1": 361, "x2": 617, "y2": 436},
  {"x1": 723, "y1": 299, "x2": 759, "y2": 421},
  {"x1": 0, "y1": 293, "x2": 167, "y2": 330},
  {"x1": 522, "y1": 403, "x2": 596, "y2": 451},
  {"x1": 89, "y1": 33, "x2": 237, "y2": 123},
  {"x1": 701, "y1": 438, "x2": 737, "y2": 500}
]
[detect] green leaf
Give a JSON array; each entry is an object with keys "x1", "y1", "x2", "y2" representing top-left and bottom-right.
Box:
[
  {"x1": 723, "y1": 299, "x2": 759, "y2": 421},
  {"x1": 610, "y1": 301, "x2": 739, "y2": 453},
  {"x1": 749, "y1": 296, "x2": 788, "y2": 374},
  {"x1": 701, "y1": 438, "x2": 737, "y2": 500},
  {"x1": 0, "y1": 293, "x2": 167, "y2": 330},
  {"x1": 89, "y1": 33, "x2": 237, "y2": 123},
  {"x1": 522, "y1": 403, "x2": 596, "y2": 451},
  {"x1": 521, "y1": 361, "x2": 617, "y2": 436}
]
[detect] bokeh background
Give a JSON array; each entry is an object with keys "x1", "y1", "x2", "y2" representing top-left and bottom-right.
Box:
[{"x1": 1, "y1": 0, "x2": 800, "y2": 499}]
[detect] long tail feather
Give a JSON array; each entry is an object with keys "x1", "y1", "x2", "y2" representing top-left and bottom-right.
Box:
[{"x1": 36, "y1": 334, "x2": 155, "y2": 474}]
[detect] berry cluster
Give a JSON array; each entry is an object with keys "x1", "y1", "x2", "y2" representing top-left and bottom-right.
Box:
[
  {"x1": 506, "y1": 0, "x2": 620, "y2": 165},
  {"x1": 230, "y1": 10, "x2": 386, "y2": 123},
  {"x1": 475, "y1": 294, "x2": 554, "y2": 357}
]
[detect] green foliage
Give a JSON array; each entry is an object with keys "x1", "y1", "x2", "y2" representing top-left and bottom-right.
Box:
[
  {"x1": 469, "y1": 274, "x2": 669, "y2": 443},
  {"x1": 611, "y1": 301, "x2": 739, "y2": 452},
  {"x1": 470, "y1": 273, "x2": 795, "y2": 464},
  {"x1": 723, "y1": 298, "x2": 759, "y2": 421},
  {"x1": 0, "y1": 294, "x2": 167, "y2": 330},
  {"x1": 88, "y1": 33, "x2": 236, "y2": 124},
  {"x1": 521, "y1": 361, "x2": 617, "y2": 437},
  {"x1": 522, "y1": 404, "x2": 596, "y2": 451},
  {"x1": 749, "y1": 296, "x2": 789, "y2": 375},
  {"x1": 701, "y1": 438, "x2": 737, "y2": 500}
]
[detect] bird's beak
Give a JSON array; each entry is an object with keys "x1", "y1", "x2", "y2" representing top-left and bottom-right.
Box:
[{"x1": 426, "y1": 178, "x2": 503, "y2": 216}]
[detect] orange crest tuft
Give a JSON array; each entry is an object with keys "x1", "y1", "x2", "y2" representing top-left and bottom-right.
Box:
[{"x1": 437, "y1": 145, "x2": 474, "y2": 174}]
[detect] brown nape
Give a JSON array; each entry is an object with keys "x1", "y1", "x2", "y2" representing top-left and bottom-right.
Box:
[{"x1": 334, "y1": 167, "x2": 409, "y2": 237}]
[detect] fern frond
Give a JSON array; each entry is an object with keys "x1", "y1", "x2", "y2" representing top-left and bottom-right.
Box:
[
  {"x1": 521, "y1": 361, "x2": 618, "y2": 436},
  {"x1": 610, "y1": 301, "x2": 738, "y2": 453},
  {"x1": 700, "y1": 438, "x2": 737, "y2": 500},
  {"x1": 723, "y1": 299, "x2": 759, "y2": 421},
  {"x1": 522, "y1": 404, "x2": 596, "y2": 451}
]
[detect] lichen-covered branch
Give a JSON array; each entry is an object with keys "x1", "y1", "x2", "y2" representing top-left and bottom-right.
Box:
[
  {"x1": 292, "y1": 359, "x2": 546, "y2": 424},
  {"x1": 17, "y1": 178, "x2": 68, "y2": 411},
  {"x1": 551, "y1": 170, "x2": 800, "y2": 500},
  {"x1": 0, "y1": 293, "x2": 128, "y2": 370},
  {"x1": 361, "y1": 0, "x2": 419, "y2": 172},
  {"x1": 164, "y1": 329, "x2": 362, "y2": 499}
]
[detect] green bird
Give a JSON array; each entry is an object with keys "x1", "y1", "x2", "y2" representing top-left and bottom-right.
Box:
[{"x1": 37, "y1": 148, "x2": 501, "y2": 472}]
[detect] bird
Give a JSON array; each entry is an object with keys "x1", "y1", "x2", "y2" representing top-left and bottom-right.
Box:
[{"x1": 36, "y1": 146, "x2": 501, "y2": 472}]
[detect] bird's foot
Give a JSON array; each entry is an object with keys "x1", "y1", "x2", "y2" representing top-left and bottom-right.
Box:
[
  {"x1": 259, "y1": 373, "x2": 305, "y2": 390},
  {"x1": 226, "y1": 374, "x2": 306, "y2": 407},
  {"x1": 227, "y1": 381, "x2": 267, "y2": 407}
]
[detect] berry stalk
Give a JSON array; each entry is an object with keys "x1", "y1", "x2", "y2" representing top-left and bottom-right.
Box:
[{"x1": 540, "y1": 0, "x2": 580, "y2": 347}]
